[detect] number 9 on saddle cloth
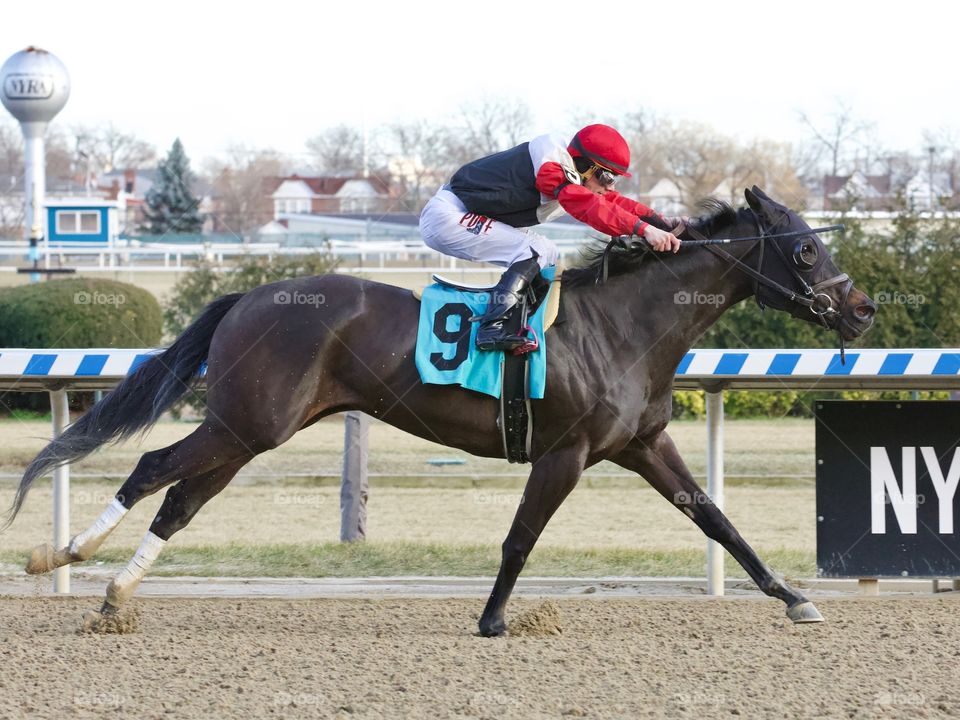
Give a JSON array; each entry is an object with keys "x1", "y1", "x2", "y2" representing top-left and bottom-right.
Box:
[{"x1": 414, "y1": 266, "x2": 560, "y2": 462}]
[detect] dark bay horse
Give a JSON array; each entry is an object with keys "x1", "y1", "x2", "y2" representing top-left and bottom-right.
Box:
[{"x1": 6, "y1": 186, "x2": 875, "y2": 635}]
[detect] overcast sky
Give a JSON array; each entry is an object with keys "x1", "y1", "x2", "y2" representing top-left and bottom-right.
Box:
[{"x1": 2, "y1": 0, "x2": 954, "y2": 163}]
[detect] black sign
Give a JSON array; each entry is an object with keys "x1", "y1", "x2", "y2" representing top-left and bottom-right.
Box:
[{"x1": 816, "y1": 401, "x2": 960, "y2": 578}]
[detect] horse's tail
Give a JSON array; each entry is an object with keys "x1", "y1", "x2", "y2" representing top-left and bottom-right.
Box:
[{"x1": 1, "y1": 292, "x2": 246, "y2": 531}]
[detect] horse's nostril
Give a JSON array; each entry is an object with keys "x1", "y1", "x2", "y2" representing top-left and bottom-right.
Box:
[{"x1": 855, "y1": 303, "x2": 876, "y2": 321}]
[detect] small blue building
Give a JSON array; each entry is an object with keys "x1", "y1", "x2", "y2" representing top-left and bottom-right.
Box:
[{"x1": 45, "y1": 198, "x2": 118, "y2": 246}]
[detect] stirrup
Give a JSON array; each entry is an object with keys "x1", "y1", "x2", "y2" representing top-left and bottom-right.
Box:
[{"x1": 511, "y1": 326, "x2": 539, "y2": 356}]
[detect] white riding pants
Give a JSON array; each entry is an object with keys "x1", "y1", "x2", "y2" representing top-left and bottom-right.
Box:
[{"x1": 418, "y1": 187, "x2": 558, "y2": 269}]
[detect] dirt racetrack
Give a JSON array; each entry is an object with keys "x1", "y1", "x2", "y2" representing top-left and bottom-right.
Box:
[{"x1": 2, "y1": 594, "x2": 958, "y2": 719}]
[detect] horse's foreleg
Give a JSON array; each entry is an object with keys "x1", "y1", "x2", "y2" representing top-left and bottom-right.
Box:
[
  {"x1": 101, "y1": 458, "x2": 245, "y2": 612},
  {"x1": 613, "y1": 431, "x2": 823, "y2": 623},
  {"x1": 479, "y1": 445, "x2": 587, "y2": 637}
]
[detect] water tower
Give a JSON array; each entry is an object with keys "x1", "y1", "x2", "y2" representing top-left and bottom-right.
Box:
[{"x1": 1, "y1": 46, "x2": 71, "y2": 279}]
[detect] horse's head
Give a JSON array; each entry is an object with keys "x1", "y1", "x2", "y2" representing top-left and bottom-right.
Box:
[{"x1": 742, "y1": 186, "x2": 876, "y2": 341}]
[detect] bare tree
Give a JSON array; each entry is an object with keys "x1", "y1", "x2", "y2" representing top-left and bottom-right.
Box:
[
  {"x1": 0, "y1": 122, "x2": 23, "y2": 238},
  {"x1": 0, "y1": 120, "x2": 22, "y2": 184},
  {"x1": 922, "y1": 127, "x2": 960, "y2": 204},
  {"x1": 204, "y1": 146, "x2": 289, "y2": 235},
  {"x1": 43, "y1": 126, "x2": 75, "y2": 186},
  {"x1": 798, "y1": 101, "x2": 875, "y2": 176},
  {"x1": 385, "y1": 120, "x2": 454, "y2": 211},
  {"x1": 643, "y1": 120, "x2": 734, "y2": 207},
  {"x1": 305, "y1": 124, "x2": 369, "y2": 175},
  {"x1": 730, "y1": 139, "x2": 810, "y2": 209},
  {"x1": 97, "y1": 124, "x2": 156, "y2": 170},
  {"x1": 455, "y1": 96, "x2": 532, "y2": 161}
]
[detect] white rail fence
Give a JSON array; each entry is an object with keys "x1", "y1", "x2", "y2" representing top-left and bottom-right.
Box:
[
  {"x1": 0, "y1": 238, "x2": 588, "y2": 274},
  {"x1": 1, "y1": 347, "x2": 958, "y2": 595}
]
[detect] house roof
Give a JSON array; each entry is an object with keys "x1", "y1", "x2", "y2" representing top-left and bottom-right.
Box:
[
  {"x1": 643, "y1": 178, "x2": 683, "y2": 197},
  {"x1": 823, "y1": 172, "x2": 891, "y2": 197},
  {"x1": 270, "y1": 174, "x2": 390, "y2": 198}
]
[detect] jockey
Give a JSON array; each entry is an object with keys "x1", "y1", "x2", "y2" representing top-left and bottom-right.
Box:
[{"x1": 419, "y1": 124, "x2": 685, "y2": 351}]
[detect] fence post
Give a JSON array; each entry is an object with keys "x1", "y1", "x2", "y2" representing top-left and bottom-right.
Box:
[
  {"x1": 705, "y1": 387, "x2": 725, "y2": 596},
  {"x1": 50, "y1": 389, "x2": 70, "y2": 594},
  {"x1": 340, "y1": 412, "x2": 369, "y2": 542}
]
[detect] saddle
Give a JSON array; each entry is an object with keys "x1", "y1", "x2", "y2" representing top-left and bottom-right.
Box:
[{"x1": 431, "y1": 270, "x2": 556, "y2": 464}]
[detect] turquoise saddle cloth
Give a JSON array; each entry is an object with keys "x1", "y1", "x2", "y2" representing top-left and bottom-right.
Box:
[{"x1": 414, "y1": 266, "x2": 555, "y2": 399}]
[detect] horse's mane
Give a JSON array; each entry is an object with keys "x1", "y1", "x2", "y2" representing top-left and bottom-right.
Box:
[{"x1": 562, "y1": 198, "x2": 741, "y2": 288}]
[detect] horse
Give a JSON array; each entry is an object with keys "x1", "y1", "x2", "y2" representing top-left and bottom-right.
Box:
[{"x1": 4, "y1": 186, "x2": 876, "y2": 636}]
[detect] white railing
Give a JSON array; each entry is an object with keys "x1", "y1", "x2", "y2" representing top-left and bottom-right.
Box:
[{"x1": 0, "y1": 239, "x2": 590, "y2": 274}]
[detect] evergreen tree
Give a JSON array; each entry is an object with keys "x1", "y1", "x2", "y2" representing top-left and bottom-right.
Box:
[{"x1": 141, "y1": 138, "x2": 203, "y2": 234}]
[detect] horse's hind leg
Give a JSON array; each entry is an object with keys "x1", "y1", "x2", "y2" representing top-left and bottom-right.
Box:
[
  {"x1": 613, "y1": 431, "x2": 823, "y2": 623},
  {"x1": 101, "y1": 458, "x2": 246, "y2": 611},
  {"x1": 25, "y1": 437, "x2": 189, "y2": 575},
  {"x1": 27, "y1": 421, "x2": 252, "y2": 576}
]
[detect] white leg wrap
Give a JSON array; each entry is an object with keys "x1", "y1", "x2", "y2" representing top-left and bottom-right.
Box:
[
  {"x1": 69, "y1": 498, "x2": 128, "y2": 560},
  {"x1": 106, "y1": 531, "x2": 166, "y2": 607}
]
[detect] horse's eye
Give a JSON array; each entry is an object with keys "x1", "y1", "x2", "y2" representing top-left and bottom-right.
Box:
[{"x1": 792, "y1": 241, "x2": 818, "y2": 270}]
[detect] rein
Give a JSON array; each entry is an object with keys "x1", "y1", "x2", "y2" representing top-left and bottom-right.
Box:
[
  {"x1": 680, "y1": 224, "x2": 845, "y2": 246},
  {"x1": 690, "y1": 213, "x2": 852, "y2": 363},
  {"x1": 595, "y1": 224, "x2": 845, "y2": 284},
  {"x1": 596, "y1": 214, "x2": 852, "y2": 362}
]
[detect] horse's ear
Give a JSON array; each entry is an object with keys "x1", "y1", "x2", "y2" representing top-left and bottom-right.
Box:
[
  {"x1": 750, "y1": 185, "x2": 772, "y2": 201},
  {"x1": 744, "y1": 187, "x2": 764, "y2": 213}
]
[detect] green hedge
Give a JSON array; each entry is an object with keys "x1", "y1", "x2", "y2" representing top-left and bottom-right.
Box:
[
  {"x1": 0, "y1": 277, "x2": 162, "y2": 348},
  {"x1": 672, "y1": 389, "x2": 952, "y2": 420},
  {"x1": 0, "y1": 278, "x2": 162, "y2": 413}
]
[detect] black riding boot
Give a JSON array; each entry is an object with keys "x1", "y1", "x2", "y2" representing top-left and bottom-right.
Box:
[{"x1": 471, "y1": 255, "x2": 541, "y2": 351}]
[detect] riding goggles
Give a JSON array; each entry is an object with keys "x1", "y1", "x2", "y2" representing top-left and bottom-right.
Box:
[{"x1": 582, "y1": 164, "x2": 619, "y2": 188}]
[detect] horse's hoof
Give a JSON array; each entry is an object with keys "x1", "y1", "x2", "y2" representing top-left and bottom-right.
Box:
[
  {"x1": 25, "y1": 543, "x2": 73, "y2": 575},
  {"x1": 478, "y1": 620, "x2": 508, "y2": 638},
  {"x1": 786, "y1": 601, "x2": 824, "y2": 623},
  {"x1": 26, "y1": 543, "x2": 68, "y2": 574},
  {"x1": 79, "y1": 603, "x2": 139, "y2": 634},
  {"x1": 25, "y1": 543, "x2": 54, "y2": 574}
]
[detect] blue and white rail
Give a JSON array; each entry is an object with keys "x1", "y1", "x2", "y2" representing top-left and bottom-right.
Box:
[
  {"x1": 2, "y1": 347, "x2": 959, "y2": 597},
  {"x1": 2, "y1": 347, "x2": 959, "y2": 392},
  {"x1": 675, "y1": 348, "x2": 960, "y2": 390},
  {"x1": 0, "y1": 349, "x2": 156, "y2": 391}
]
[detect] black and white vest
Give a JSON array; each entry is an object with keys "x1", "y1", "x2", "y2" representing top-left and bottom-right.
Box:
[{"x1": 448, "y1": 133, "x2": 580, "y2": 227}]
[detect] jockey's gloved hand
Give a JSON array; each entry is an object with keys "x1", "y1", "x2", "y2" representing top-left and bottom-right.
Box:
[{"x1": 642, "y1": 224, "x2": 681, "y2": 253}]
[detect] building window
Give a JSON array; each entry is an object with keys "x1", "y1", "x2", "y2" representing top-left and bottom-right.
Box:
[{"x1": 55, "y1": 210, "x2": 101, "y2": 235}]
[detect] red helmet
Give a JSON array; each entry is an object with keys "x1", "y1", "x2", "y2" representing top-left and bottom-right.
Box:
[{"x1": 568, "y1": 124, "x2": 632, "y2": 177}]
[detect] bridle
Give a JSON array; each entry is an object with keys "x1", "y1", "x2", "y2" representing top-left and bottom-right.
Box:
[
  {"x1": 596, "y1": 210, "x2": 855, "y2": 360},
  {"x1": 692, "y1": 210, "x2": 853, "y2": 328}
]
